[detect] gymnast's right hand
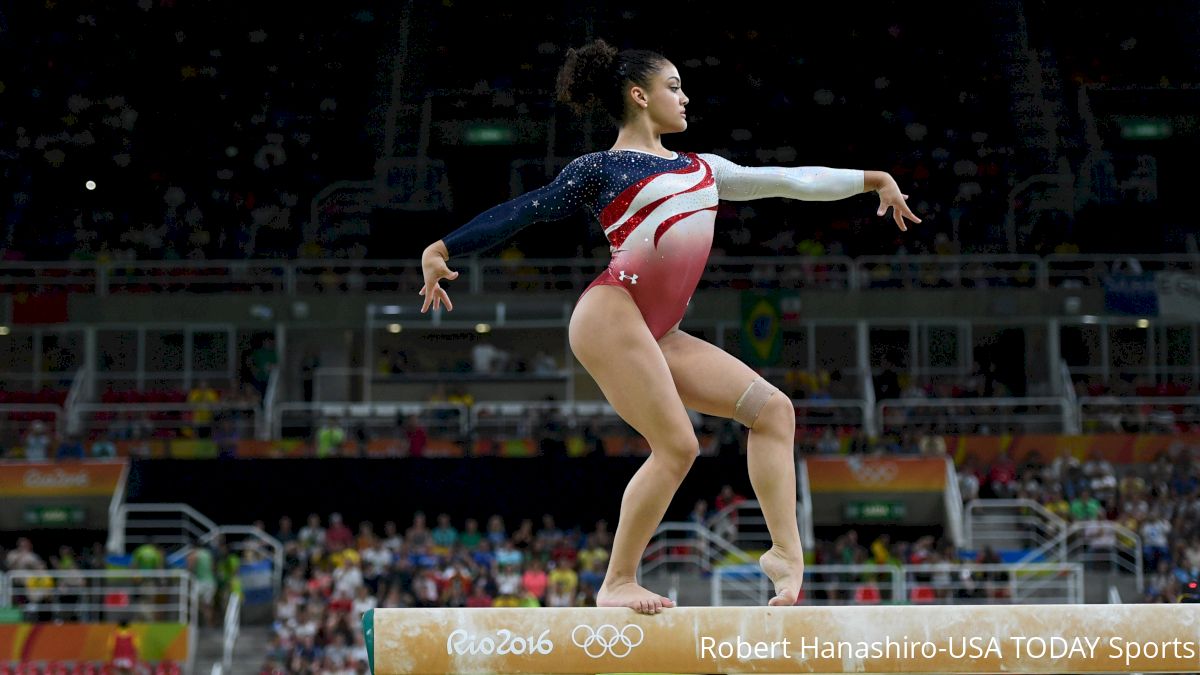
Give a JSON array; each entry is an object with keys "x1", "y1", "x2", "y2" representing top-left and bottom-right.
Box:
[{"x1": 419, "y1": 241, "x2": 458, "y2": 313}]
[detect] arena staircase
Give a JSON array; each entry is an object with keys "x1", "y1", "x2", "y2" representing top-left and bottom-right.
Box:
[
  {"x1": 195, "y1": 623, "x2": 273, "y2": 675},
  {"x1": 965, "y1": 498, "x2": 1144, "y2": 601}
]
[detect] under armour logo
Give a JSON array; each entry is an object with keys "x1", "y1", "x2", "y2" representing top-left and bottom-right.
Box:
[
  {"x1": 618, "y1": 271, "x2": 638, "y2": 285},
  {"x1": 571, "y1": 624, "x2": 644, "y2": 659}
]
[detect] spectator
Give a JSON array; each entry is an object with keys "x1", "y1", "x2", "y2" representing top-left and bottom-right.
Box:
[
  {"x1": 957, "y1": 458, "x2": 981, "y2": 502},
  {"x1": 431, "y1": 514, "x2": 459, "y2": 550},
  {"x1": 405, "y1": 512, "x2": 431, "y2": 548},
  {"x1": 495, "y1": 540, "x2": 523, "y2": 568},
  {"x1": 465, "y1": 579, "x2": 493, "y2": 608},
  {"x1": 548, "y1": 559, "x2": 579, "y2": 600},
  {"x1": 1141, "y1": 509, "x2": 1172, "y2": 570},
  {"x1": 1069, "y1": 489, "x2": 1104, "y2": 522},
  {"x1": 985, "y1": 451, "x2": 1017, "y2": 498},
  {"x1": 188, "y1": 380, "x2": 220, "y2": 437},
  {"x1": 485, "y1": 515, "x2": 507, "y2": 547},
  {"x1": 109, "y1": 620, "x2": 140, "y2": 675},
  {"x1": 315, "y1": 419, "x2": 347, "y2": 458},
  {"x1": 299, "y1": 514, "x2": 326, "y2": 551},
  {"x1": 874, "y1": 356, "x2": 901, "y2": 401},
  {"x1": 190, "y1": 546, "x2": 218, "y2": 628},
  {"x1": 326, "y1": 513, "x2": 354, "y2": 552},
  {"x1": 249, "y1": 337, "x2": 279, "y2": 399},
  {"x1": 55, "y1": 434, "x2": 86, "y2": 460},
  {"x1": 131, "y1": 539, "x2": 164, "y2": 571},
  {"x1": 459, "y1": 519, "x2": 483, "y2": 549},
  {"x1": 521, "y1": 559, "x2": 548, "y2": 601},
  {"x1": 22, "y1": 421, "x2": 52, "y2": 461},
  {"x1": 91, "y1": 433, "x2": 118, "y2": 458}
]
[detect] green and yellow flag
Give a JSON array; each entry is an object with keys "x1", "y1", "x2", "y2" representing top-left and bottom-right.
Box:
[{"x1": 741, "y1": 292, "x2": 782, "y2": 366}]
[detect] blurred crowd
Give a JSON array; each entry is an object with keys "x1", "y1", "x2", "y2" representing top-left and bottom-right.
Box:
[
  {"x1": 958, "y1": 444, "x2": 1200, "y2": 602},
  {"x1": 3, "y1": 3, "x2": 1193, "y2": 264},
  {"x1": 261, "y1": 511, "x2": 613, "y2": 674}
]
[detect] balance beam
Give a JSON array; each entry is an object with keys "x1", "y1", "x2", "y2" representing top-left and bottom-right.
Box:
[{"x1": 363, "y1": 604, "x2": 1200, "y2": 674}]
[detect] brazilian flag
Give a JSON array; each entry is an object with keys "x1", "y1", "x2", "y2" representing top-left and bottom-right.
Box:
[{"x1": 741, "y1": 291, "x2": 783, "y2": 366}]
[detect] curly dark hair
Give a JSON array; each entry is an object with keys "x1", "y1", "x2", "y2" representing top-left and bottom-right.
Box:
[{"x1": 555, "y1": 39, "x2": 667, "y2": 123}]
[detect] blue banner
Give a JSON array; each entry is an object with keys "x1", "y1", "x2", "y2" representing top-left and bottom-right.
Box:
[
  {"x1": 239, "y1": 559, "x2": 274, "y2": 605},
  {"x1": 1103, "y1": 273, "x2": 1158, "y2": 315}
]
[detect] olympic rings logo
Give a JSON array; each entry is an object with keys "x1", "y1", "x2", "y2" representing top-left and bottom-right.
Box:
[
  {"x1": 846, "y1": 458, "x2": 899, "y2": 484},
  {"x1": 571, "y1": 624, "x2": 644, "y2": 659}
]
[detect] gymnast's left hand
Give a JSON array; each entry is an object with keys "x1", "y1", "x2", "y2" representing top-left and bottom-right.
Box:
[
  {"x1": 867, "y1": 171, "x2": 922, "y2": 232},
  {"x1": 420, "y1": 241, "x2": 458, "y2": 313}
]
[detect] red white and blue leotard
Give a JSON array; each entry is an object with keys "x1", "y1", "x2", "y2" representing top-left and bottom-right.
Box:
[{"x1": 441, "y1": 149, "x2": 864, "y2": 339}]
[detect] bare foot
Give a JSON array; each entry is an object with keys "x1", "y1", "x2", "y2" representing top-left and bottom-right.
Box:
[
  {"x1": 597, "y1": 580, "x2": 676, "y2": 615},
  {"x1": 759, "y1": 546, "x2": 804, "y2": 606}
]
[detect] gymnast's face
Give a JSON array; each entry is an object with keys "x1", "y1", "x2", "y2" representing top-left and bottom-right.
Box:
[{"x1": 631, "y1": 61, "x2": 689, "y2": 134}]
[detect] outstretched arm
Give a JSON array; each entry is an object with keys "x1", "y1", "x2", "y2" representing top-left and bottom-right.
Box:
[
  {"x1": 421, "y1": 156, "x2": 599, "y2": 312},
  {"x1": 699, "y1": 153, "x2": 921, "y2": 231}
]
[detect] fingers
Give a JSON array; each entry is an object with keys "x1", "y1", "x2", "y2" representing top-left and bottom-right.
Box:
[
  {"x1": 420, "y1": 283, "x2": 452, "y2": 313},
  {"x1": 879, "y1": 192, "x2": 922, "y2": 232},
  {"x1": 419, "y1": 268, "x2": 459, "y2": 313},
  {"x1": 424, "y1": 284, "x2": 439, "y2": 314},
  {"x1": 899, "y1": 202, "x2": 923, "y2": 225}
]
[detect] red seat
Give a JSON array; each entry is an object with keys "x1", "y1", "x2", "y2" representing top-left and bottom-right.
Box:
[
  {"x1": 104, "y1": 592, "x2": 130, "y2": 608},
  {"x1": 909, "y1": 585, "x2": 937, "y2": 603},
  {"x1": 853, "y1": 583, "x2": 881, "y2": 604}
]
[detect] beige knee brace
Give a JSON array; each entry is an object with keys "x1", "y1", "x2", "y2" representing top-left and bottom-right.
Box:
[{"x1": 733, "y1": 377, "x2": 777, "y2": 429}]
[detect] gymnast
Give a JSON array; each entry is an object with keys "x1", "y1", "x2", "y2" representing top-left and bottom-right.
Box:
[{"x1": 419, "y1": 39, "x2": 921, "y2": 614}]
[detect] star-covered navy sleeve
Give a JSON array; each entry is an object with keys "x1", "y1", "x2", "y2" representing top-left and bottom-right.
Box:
[{"x1": 440, "y1": 155, "x2": 601, "y2": 257}]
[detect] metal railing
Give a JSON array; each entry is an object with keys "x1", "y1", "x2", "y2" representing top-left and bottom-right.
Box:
[
  {"x1": 110, "y1": 502, "x2": 220, "y2": 555},
  {"x1": 0, "y1": 404, "x2": 64, "y2": 448},
  {"x1": 1, "y1": 568, "x2": 196, "y2": 623},
  {"x1": 879, "y1": 396, "x2": 1073, "y2": 434},
  {"x1": 2, "y1": 253, "x2": 1196, "y2": 295},
  {"x1": 854, "y1": 255, "x2": 1043, "y2": 290},
  {"x1": 797, "y1": 460, "x2": 814, "y2": 550},
  {"x1": 638, "y1": 522, "x2": 757, "y2": 578},
  {"x1": 793, "y1": 399, "x2": 871, "y2": 431},
  {"x1": 0, "y1": 569, "x2": 199, "y2": 675},
  {"x1": 710, "y1": 562, "x2": 1084, "y2": 606},
  {"x1": 964, "y1": 499, "x2": 1066, "y2": 552},
  {"x1": 168, "y1": 525, "x2": 284, "y2": 599},
  {"x1": 471, "y1": 400, "x2": 625, "y2": 438},
  {"x1": 1018, "y1": 521, "x2": 1145, "y2": 592},
  {"x1": 220, "y1": 590, "x2": 242, "y2": 674},
  {"x1": 72, "y1": 403, "x2": 258, "y2": 442},
  {"x1": 1086, "y1": 521, "x2": 1144, "y2": 584},
  {"x1": 269, "y1": 394, "x2": 1198, "y2": 440},
  {"x1": 705, "y1": 499, "x2": 771, "y2": 553},
  {"x1": 1057, "y1": 358, "x2": 1082, "y2": 434},
  {"x1": 273, "y1": 401, "x2": 470, "y2": 440},
  {"x1": 64, "y1": 366, "x2": 95, "y2": 432},
  {"x1": 1045, "y1": 253, "x2": 1199, "y2": 288},
  {"x1": 113, "y1": 503, "x2": 284, "y2": 597},
  {"x1": 260, "y1": 368, "x2": 283, "y2": 441},
  {"x1": 943, "y1": 458, "x2": 965, "y2": 547},
  {"x1": 1079, "y1": 395, "x2": 1200, "y2": 433}
]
